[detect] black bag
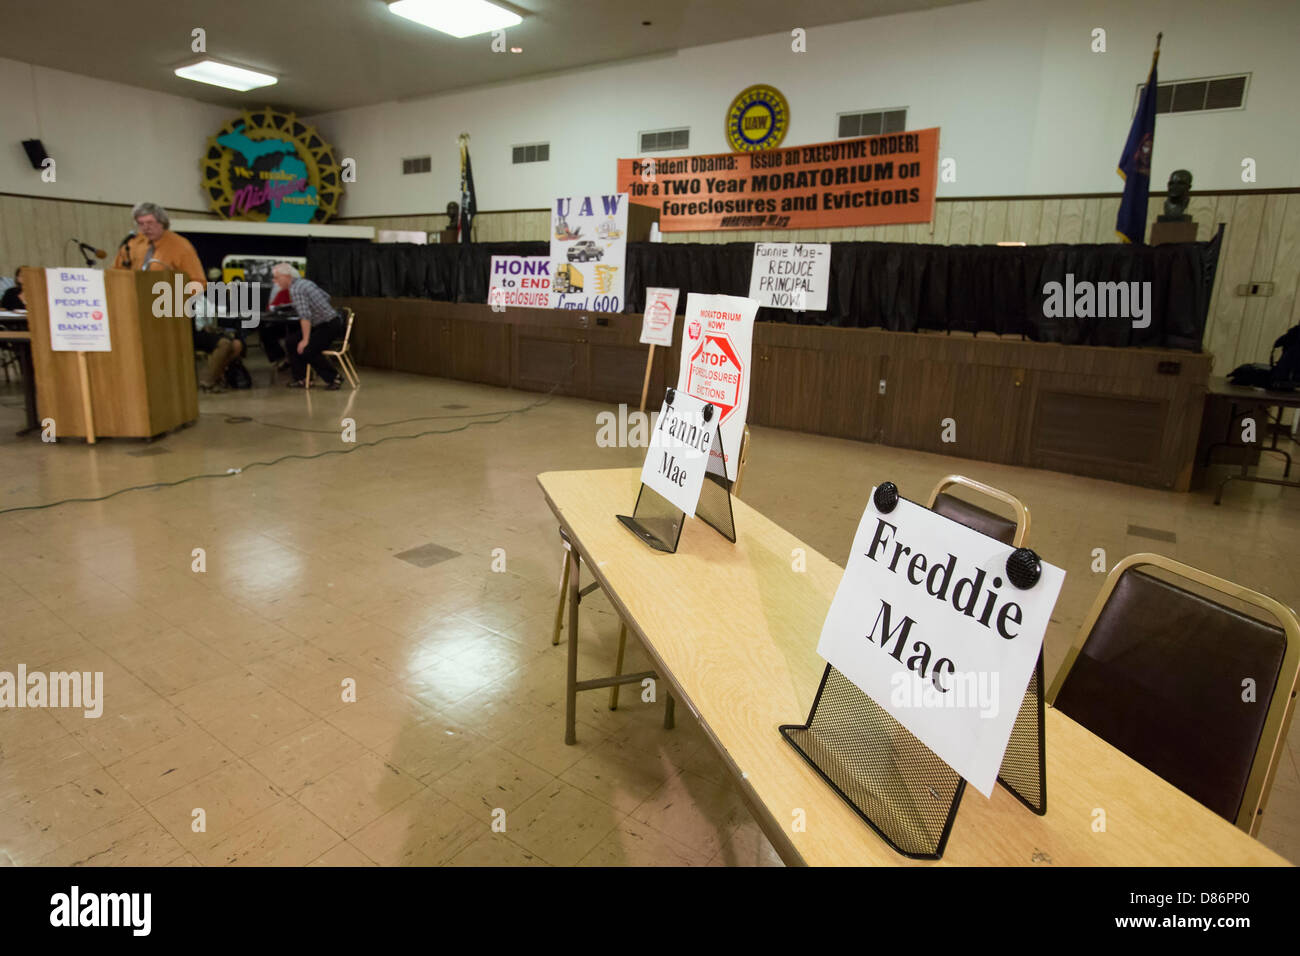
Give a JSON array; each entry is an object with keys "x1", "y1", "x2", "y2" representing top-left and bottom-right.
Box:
[
  {"x1": 1227, "y1": 363, "x2": 1273, "y2": 388},
  {"x1": 224, "y1": 358, "x2": 252, "y2": 390},
  {"x1": 1227, "y1": 324, "x2": 1300, "y2": 391},
  {"x1": 1271, "y1": 324, "x2": 1300, "y2": 389}
]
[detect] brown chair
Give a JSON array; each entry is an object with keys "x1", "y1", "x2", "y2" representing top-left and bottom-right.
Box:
[
  {"x1": 305, "y1": 308, "x2": 359, "y2": 389},
  {"x1": 926, "y1": 473, "x2": 1030, "y2": 547},
  {"x1": 1048, "y1": 553, "x2": 1300, "y2": 835}
]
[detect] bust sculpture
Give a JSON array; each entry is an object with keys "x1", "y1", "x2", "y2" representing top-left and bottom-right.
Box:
[
  {"x1": 446, "y1": 201, "x2": 460, "y2": 231},
  {"x1": 1160, "y1": 170, "x2": 1193, "y2": 221}
]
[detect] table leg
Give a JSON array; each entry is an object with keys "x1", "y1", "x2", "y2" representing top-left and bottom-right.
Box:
[
  {"x1": 17, "y1": 343, "x2": 38, "y2": 436},
  {"x1": 564, "y1": 545, "x2": 580, "y2": 746}
]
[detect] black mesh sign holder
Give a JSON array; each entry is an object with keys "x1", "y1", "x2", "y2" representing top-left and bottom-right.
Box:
[
  {"x1": 617, "y1": 392, "x2": 736, "y2": 552},
  {"x1": 778, "y1": 480, "x2": 1047, "y2": 860}
]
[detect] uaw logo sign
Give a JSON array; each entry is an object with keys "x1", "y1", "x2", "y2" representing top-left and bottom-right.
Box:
[
  {"x1": 201, "y1": 108, "x2": 343, "y2": 223},
  {"x1": 726, "y1": 84, "x2": 789, "y2": 152},
  {"x1": 686, "y1": 333, "x2": 743, "y2": 421}
]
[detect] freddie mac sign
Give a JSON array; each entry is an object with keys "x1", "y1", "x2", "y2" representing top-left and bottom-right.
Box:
[{"x1": 816, "y1": 489, "x2": 1064, "y2": 797}]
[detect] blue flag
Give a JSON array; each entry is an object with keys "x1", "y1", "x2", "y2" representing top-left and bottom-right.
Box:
[
  {"x1": 458, "y1": 135, "x2": 476, "y2": 245},
  {"x1": 1116, "y1": 37, "x2": 1161, "y2": 243}
]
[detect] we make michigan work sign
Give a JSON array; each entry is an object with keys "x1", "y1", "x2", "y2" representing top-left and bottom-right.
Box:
[{"x1": 816, "y1": 490, "x2": 1065, "y2": 797}]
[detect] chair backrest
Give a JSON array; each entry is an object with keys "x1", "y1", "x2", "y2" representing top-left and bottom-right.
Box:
[
  {"x1": 925, "y1": 474, "x2": 1029, "y2": 546},
  {"x1": 731, "y1": 425, "x2": 752, "y2": 499},
  {"x1": 336, "y1": 308, "x2": 354, "y2": 349},
  {"x1": 1048, "y1": 553, "x2": 1299, "y2": 834}
]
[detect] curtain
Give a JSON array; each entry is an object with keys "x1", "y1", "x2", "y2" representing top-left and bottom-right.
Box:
[{"x1": 308, "y1": 228, "x2": 1221, "y2": 351}]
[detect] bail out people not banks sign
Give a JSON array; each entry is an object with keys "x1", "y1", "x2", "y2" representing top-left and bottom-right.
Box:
[
  {"x1": 46, "y1": 268, "x2": 111, "y2": 351},
  {"x1": 675, "y1": 293, "x2": 758, "y2": 482},
  {"x1": 748, "y1": 243, "x2": 830, "y2": 311},
  {"x1": 488, "y1": 256, "x2": 554, "y2": 309},
  {"x1": 816, "y1": 491, "x2": 1065, "y2": 797},
  {"x1": 550, "y1": 193, "x2": 628, "y2": 312}
]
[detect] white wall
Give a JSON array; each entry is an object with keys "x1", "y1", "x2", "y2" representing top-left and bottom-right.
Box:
[
  {"x1": 0, "y1": 56, "x2": 227, "y2": 211},
  {"x1": 310, "y1": 0, "x2": 1300, "y2": 218}
]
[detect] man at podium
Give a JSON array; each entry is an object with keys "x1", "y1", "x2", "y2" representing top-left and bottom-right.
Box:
[
  {"x1": 112, "y1": 201, "x2": 244, "y2": 390},
  {"x1": 113, "y1": 202, "x2": 204, "y2": 285}
]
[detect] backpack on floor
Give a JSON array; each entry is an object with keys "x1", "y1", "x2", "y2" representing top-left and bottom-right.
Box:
[{"x1": 225, "y1": 358, "x2": 252, "y2": 390}]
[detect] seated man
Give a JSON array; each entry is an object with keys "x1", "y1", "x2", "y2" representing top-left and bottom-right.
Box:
[
  {"x1": 0, "y1": 268, "x2": 25, "y2": 311},
  {"x1": 271, "y1": 263, "x2": 341, "y2": 389},
  {"x1": 262, "y1": 283, "x2": 292, "y2": 369},
  {"x1": 114, "y1": 202, "x2": 242, "y2": 390}
]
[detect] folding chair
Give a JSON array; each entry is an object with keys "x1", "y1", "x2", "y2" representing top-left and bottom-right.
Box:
[
  {"x1": 926, "y1": 474, "x2": 1029, "y2": 547},
  {"x1": 305, "y1": 308, "x2": 359, "y2": 388},
  {"x1": 1048, "y1": 553, "x2": 1300, "y2": 835}
]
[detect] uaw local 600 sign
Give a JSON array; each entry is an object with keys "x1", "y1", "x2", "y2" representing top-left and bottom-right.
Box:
[
  {"x1": 488, "y1": 256, "x2": 553, "y2": 309},
  {"x1": 817, "y1": 491, "x2": 1065, "y2": 797},
  {"x1": 550, "y1": 193, "x2": 628, "y2": 312},
  {"x1": 675, "y1": 293, "x2": 758, "y2": 481},
  {"x1": 618, "y1": 128, "x2": 939, "y2": 232}
]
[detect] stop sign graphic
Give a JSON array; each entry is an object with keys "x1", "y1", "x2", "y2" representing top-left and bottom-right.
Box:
[{"x1": 686, "y1": 333, "x2": 743, "y2": 421}]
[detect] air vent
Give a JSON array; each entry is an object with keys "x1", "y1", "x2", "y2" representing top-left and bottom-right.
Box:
[
  {"x1": 837, "y1": 108, "x2": 907, "y2": 139},
  {"x1": 401, "y1": 156, "x2": 431, "y2": 175},
  {"x1": 1136, "y1": 73, "x2": 1249, "y2": 114},
  {"x1": 511, "y1": 142, "x2": 550, "y2": 164},
  {"x1": 638, "y1": 127, "x2": 690, "y2": 152}
]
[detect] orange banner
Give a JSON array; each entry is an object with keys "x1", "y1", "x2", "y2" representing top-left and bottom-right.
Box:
[{"x1": 618, "y1": 128, "x2": 939, "y2": 232}]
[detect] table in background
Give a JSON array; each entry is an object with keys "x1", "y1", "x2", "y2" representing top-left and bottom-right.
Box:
[
  {"x1": 538, "y1": 467, "x2": 1289, "y2": 866},
  {"x1": 1204, "y1": 377, "x2": 1300, "y2": 504},
  {"x1": 0, "y1": 311, "x2": 37, "y2": 435}
]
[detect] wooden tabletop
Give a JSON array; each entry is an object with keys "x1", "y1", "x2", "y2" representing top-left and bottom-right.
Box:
[
  {"x1": 539, "y1": 468, "x2": 1290, "y2": 866},
  {"x1": 0, "y1": 331, "x2": 31, "y2": 341},
  {"x1": 1208, "y1": 376, "x2": 1300, "y2": 407}
]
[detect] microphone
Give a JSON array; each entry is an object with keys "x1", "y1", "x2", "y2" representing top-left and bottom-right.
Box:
[
  {"x1": 118, "y1": 230, "x2": 136, "y2": 267},
  {"x1": 75, "y1": 240, "x2": 107, "y2": 259}
]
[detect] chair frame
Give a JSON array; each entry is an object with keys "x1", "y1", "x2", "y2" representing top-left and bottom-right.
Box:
[
  {"x1": 925, "y1": 474, "x2": 1030, "y2": 547},
  {"x1": 305, "y1": 308, "x2": 359, "y2": 389},
  {"x1": 1047, "y1": 552, "x2": 1300, "y2": 836}
]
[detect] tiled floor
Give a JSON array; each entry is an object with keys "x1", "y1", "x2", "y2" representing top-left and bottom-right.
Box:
[{"x1": 1, "y1": 363, "x2": 1297, "y2": 866}]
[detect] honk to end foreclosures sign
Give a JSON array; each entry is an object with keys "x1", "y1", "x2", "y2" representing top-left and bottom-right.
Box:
[
  {"x1": 488, "y1": 255, "x2": 554, "y2": 309},
  {"x1": 46, "y1": 268, "x2": 110, "y2": 351},
  {"x1": 816, "y1": 491, "x2": 1065, "y2": 797}
]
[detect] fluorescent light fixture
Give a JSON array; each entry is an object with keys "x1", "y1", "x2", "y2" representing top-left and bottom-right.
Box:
[
  {"x1": 996, "y1": 241, "x2": 1027, "y2": 247},
  {"x1": 389, "y1": 0, "x2": 522, "y2": 38},
  {"x1": 175, "y1": 59, "x2": 277, "y2": 92}
]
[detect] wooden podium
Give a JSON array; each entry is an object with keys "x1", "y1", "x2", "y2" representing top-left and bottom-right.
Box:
[{"x1": 22, "y1": 267, "x2": 198, "y2": 441}]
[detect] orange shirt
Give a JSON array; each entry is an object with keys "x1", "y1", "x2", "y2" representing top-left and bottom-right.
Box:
[{"x1": 113, "y1": 230, "x2": 205, "y2": 288}]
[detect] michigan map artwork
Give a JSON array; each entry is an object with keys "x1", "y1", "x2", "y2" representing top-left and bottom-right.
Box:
[{"x1": 201, "y1": 109, "x2": 343, "y2": 224}]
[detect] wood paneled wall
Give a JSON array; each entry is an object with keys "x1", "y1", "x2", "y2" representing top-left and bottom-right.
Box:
[
  {"x1": 336, "y1": 297, "x2": 1212, "y2": 491},
  {"x1": 0, "y1": 194, "x2": 215, "y2": 277}
]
